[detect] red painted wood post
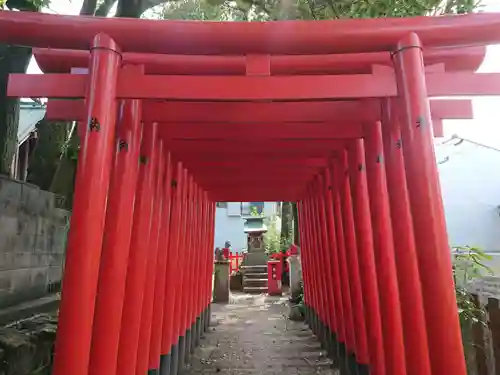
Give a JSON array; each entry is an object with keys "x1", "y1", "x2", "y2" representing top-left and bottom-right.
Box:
[
  {"x1": 335, "y1": 154, "x2": 369, "y2": 371},
  {"x1": 205, "y1": 200, "x2": 216, "y2": 330},
  {"x1": 304, "y1": 195, "x2": 318, "y2": 328},
  {"x1": 52, "y1": 34, "x2": 120, "y2": 375},
  {"x1": 315, "y1": 175, "x2": 337, "y2": 351},
  {"x1": 311, "y1": 185, "x2": 329, "y2": 334},
  {"x1": 180, "y1": 177, "x2": 194, "y2": 364},
  {"x1": 188, "y1": 181, "x2": 198, "y2": 333},
  {"x1": 199, "y1": 192, "x2": 208, "y2": 330},
  {"x1": 304, "y1": 192, "x2": 321, "y2": 333},
  {"x1": 136, "y1": 140, "x2": 165, "y2": 374},
  {"x1": 189, "y1": 187, "x2": 200, "y2": 349},
  {"x1": 149, "y1": 153, "x2": 174, "y2": 373},
  {"x1": 199, "y1": 193, "x2": 209, "y2": 333},
  {"x1": 381, "y1": 98, "x2": 432, "y2": 375},
  {"x1": 322, "y1": 167, "x2": 344, "y2": 361},
  {"x1": 198, "y1": 192, "x2": 208, "y2": 335},
  {"x1": 229, "y1": 252, "x2": 235, "y2": 274},
  {"x1": 363, "y1": 123, "x2": 407, "y2": 375},
  {"x1": 299, "y1": 197, "x2": 315, "y2": 326},
  {"x1": 193, "y1": 188, "x2": 205, "y2": 346},
  {"x1": 394, "y1": 32, "x2": 467, "y2": 375},
  {"x1": 169, "y1": 168, "x2": 189, "y2": 375},
  {"x1": 347, "y1": 143, "x2": 385, "y2": 375},
  {"x1": 311, "y1": 184, "x2": 328, "y2": 334},
  {"x1": 329, "y1": 160, "x2": 354, "y2": 372},
  {"x1": 88, "y1": 97, "x2": 143, "y2": 375},
  {"x1": 296, "y1": 202, "x2": 311, "y2": 317},
  {"x1": 174, "y1": 173, "x2": 193, "y2": 372},
  {"x1": 116, "y1": 122, "x2": 159, "y2": 375},
  {"x1": 310, "y1": 180, "x2": 329, "y2": 339},
  {"x1": 300, "y1": 198, "x2": 315, "y2": 322},
  {"x1": 308, "y1": 184, "x2": 323, "y2": 333},
  {"x1": 185, "y1": 183, "x2": 200, "y2": 359},
  {"x1": 203, "y1": 195, "x2": 213, "y2": 320},
  {"x1": 160, "y1": 163, "x2": 184, "y2": 375}
]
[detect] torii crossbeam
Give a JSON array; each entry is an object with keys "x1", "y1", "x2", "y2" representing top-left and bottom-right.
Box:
[{"x1": 1, "y1": 10, "x2": 498, "y2": 375}]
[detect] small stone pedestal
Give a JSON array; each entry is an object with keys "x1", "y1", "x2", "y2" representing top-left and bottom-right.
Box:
[
  {"x1": 288, "y1": 253, "x2": 302, "y2": 302},
  {"x1": 213, "y1": 260, "x2": 230, "y2": 303}
]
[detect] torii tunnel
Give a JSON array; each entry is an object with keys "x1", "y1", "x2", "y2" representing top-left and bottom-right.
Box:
[{"x1": 3, "y1": 10, "x2": 500, "y2": 375}]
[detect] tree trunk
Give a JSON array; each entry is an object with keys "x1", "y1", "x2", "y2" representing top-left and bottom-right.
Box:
[
  {"x1": 280, "y1": 201, "x2": 293, "y2": 248},
  {"x1": 292, "y1": 202, "x2": 299, "y2": 245},
  {"x1": 26, "y1": 120, "x2": 78, "y2": 208},
  {"x1": 0, "y1": 44, "x2": 32, "y2": 176},
  {"x1": 116, "y1": 0, "x2": 145, "y2": 17},
  {"x1": 27, "y1": 120, "x2": 70, "y2": 190}
]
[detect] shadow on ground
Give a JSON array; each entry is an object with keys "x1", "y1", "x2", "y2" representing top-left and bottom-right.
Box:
[{"x1": 184, "y1": 293, "x2": 337, "y2": 375}]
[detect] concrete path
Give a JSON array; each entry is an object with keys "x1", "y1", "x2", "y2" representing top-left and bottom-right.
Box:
[{"x1": 184, "y1": 293, "x2": 337, "y2": 375}]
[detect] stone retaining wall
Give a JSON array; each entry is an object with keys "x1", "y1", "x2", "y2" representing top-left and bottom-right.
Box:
[
  {"x1": 0, "y1": 176, "x2": 69, "y2": 308},
  {"x1": 0, "y1": 314, "x2": 56, "y2": 375}
]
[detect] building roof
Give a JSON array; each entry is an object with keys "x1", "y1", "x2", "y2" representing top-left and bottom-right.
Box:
[{"x1": 18, "y1": 100, "x2": 45, "y2": 145}]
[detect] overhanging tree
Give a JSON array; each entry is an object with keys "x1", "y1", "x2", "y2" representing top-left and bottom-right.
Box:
[
  {"x1": 269, "y1": 0, "x2": 480, "y2": 247},
  {"x1": 0, "y1": 0, "x2": 45, "y2": 176},
  {"x1": 0, "y1": 0, "x2": 479, "y2": 197}
]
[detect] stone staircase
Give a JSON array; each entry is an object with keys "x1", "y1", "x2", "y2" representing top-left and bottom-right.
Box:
[{"x1": 241, "y1": 265, "x2": 268, "y2": 294}]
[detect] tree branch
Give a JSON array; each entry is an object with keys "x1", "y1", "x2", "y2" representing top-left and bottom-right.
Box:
[
  {"x1": 139, "y1": 0, "x2": 169, "y2": 12},
  {"x1": 95, "y1": 0, "x2": 116, "y2": 16},
  {"x1": 80, "y1": 0, "x2": 98, "y2": 15},
  {"x1": 306, "y1": 0, "x2": 318, "y2": 19}
]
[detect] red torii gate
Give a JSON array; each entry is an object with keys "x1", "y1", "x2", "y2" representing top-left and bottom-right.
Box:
[{"x1": 2, "y1": 10, "x2": 500, "y2": 375}]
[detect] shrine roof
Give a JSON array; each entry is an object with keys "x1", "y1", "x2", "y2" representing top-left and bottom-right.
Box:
[{"x1": 244, "y1": 217, "x2": 268, "y2": 233}]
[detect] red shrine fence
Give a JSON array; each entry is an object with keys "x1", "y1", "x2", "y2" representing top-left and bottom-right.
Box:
[{"x1": 3, "y1": 10, "x2": 500, "y2": 375}]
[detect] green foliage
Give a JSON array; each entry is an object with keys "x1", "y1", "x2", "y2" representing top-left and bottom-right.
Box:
[
  {"x1": 264, "y1": 215, "x2": 290, "y2": 254},
  {"x1": 151, "y1": 0, "x2": 481, "y2": 22},
  {"x1": 147, "y1": 0, "x2": 256, "y2": 20},
  {"x1": 280, "y1": 202, "x2": 294, "y2": 248},
  {"x1": 249, "y1": 206, "x2": 262, "y2": 217},
  {"x1": 453, "y1": 246, "x2": 492, "y2": 325},
  {"x1": 453, "y1": 246, "x2": 492, "y2": 369},
  {"x1": 454, "y1": 245, "x2": 493, "y2": 283},
  {"x1": 264, "y1": 216, "x2": 281, "y2": 254},
  {"x1": 244, "y1": 0, "x2": 480, "y2": 20},
  {"x1": 5, "y1": 0, "x2": 48, "y2": 11}
]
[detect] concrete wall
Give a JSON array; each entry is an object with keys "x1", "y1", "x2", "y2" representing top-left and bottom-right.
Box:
[
  {"x1": 0, "y1": 176, "x2": 69, "y2": 308},
  {"x1": 214, "y1": 207, "x2": 247, "y2": 252},
  {"x1": 436, "y1": 138, "x2": 500, "y2": 252}
]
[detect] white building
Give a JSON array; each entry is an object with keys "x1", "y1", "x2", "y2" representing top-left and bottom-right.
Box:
[
  {"x1": 12, "y1": 100, "x2": 45, "y2": 181},
  {"x1": 436, "y1": 135, "x2": 500, "y2": 253},
  {"x1": 214, "y1": 202, "x2": 278, "y2": 252},
  {"x1": 436, "y1": 135, "x2": 500, "y2": 274}
]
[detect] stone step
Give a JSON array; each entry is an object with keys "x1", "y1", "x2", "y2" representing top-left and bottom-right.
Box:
[
  {"x1": 243, "y1": 272, "x2": 268, "y2": 279},
  {"x1": 243, "y1": 278, "x2": 268, "y2": 286},
  {"x1": 241, "y1": 265, "x2": 267, "y2": 274},
  {"x1": 243, "y1": 286, "x2": 268, "y2": 294}
]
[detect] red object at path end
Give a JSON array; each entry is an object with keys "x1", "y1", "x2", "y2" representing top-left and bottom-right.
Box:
[{"x1": 222, "y1": 248, "x2": 230, "y2": 259}]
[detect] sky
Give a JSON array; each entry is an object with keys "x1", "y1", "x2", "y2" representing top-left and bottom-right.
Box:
[{"x1": 27, "y1": 0, "x2": 500, "y2": 147}]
